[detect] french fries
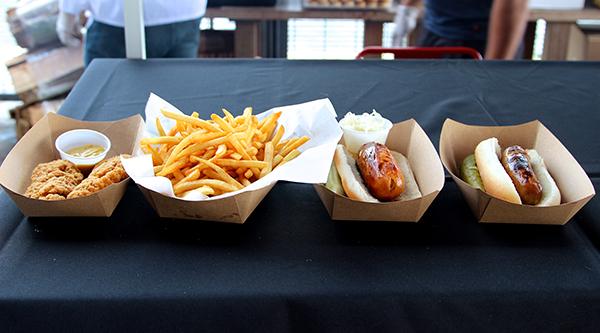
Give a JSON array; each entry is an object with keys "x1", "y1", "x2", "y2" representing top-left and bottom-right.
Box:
[{"x1": 142, "y1": 107, "x2": 309, "y2": 197}]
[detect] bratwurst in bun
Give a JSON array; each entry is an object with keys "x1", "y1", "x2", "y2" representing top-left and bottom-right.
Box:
[
  {"x1": 331, "y1": 142, "x2": 421, "y2": 202},
  {"x1": 357, "y1": 142, "x2": 405, "y2": 201},
  {"x1": 461, "y1": 137, "x2": 560, "y2": 206}
]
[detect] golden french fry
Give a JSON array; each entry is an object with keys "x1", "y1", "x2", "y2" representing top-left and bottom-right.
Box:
[
  {"x1": 211, "y1": 114, "x2": 235, "y2": 132},
  {"x1": 244, "y1": 169, "x2": 253, "y2": 179},
  {"x1": 280, "y1": 136, "x2": 309, "y2": 157},
  {"x1": 277, "y1": 137, "x2": 295, "y2": 154},
  {"x1": 276, "y1": 139, "x2": 289, "y2": 152},
  {"x1": 246, "y1": 146, "x2": 258, "y2": 157},
  {"x1": 228, "y1": 135, "x2": 252, "y2": 160},
  {"x1": 179, "y1": 185, "x2": 214, "y2": 197},
  {"x1": 260, "y1": 142, "x2": 274, "y2": 178},
  {"x1": 175, "y1": 133, "x2": 232, "y2": 161},
  {"x1": 178, "y1": 169, "x2": 200, "y2": 184},
  {"x1": 196, "y1": 185, "x2": 215, "y2": 195},
  {"x1": 173, "y1": 169, "x2": 185, "y2": 181},
  {"x1": 253, "y1": 141, "x2": 264, "y2": 149},
  {"x1": 164, "y1": 131, "x2": 226, "y2": 167},
  {"x1": 212, "y1": 159, "x2": 268, "y2": 169},
  {"x1": 273, "y1": 154, "x2": 283, "y2": 167},
  {"x1": 191, "y1": 157, "x2": 243, "y2": 189},
  {"x1": 144, "y1": 144, "x2": 164, "y2": 165},
  {"x1": 240, "y1": 178, "x2": 251, "y2": 187},
  {"x1": 157, "y1": 160, "x2": 187, "y2": 177},
  {"x1": 271, "y1": 125, "x2": 285, "y2": 147},
  {"x1": 222, "y1": 108, "x2": 235, "y2": 125},
  {"x1": 214, "y1": 144, "x2": 227, "y2": 159},
  {"x1": 281, "y1": 149, "x2": 301, "y2": 164},
  {"x1": 202, "y1": 168, "x2": 222, "y2": 180},
  {"x1": 257, "y1": 113, "x2": 272, "y2": 128},
  {"x1": 243, "y1": 107, "x2": 253, "y2": 118},
  {"x1": 158, "y1": 143, "x2": 170, "y2": 161},
  {"x1": 161, "y1": 109, "x2": 222, "y2": 132},
  {"x1": 140, "y1": 136, "x2": 182, "y2": 145},
  {"x1": 174, "y1": 179, "x2": 237, "y2": 195},
  {"x1": 259, "y1": 111, "x2": 280, "y2": 134},
  {"x1": 156, "y1": 118, "x2": 166, "y2": 136},
  {"x1": 201, "y1": 149, "x2": 216, "y2": 160}
]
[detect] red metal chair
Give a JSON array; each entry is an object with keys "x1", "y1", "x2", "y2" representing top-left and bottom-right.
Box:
[{"x1": 356, "y1": 47, "x2": 483, "y2": 60}]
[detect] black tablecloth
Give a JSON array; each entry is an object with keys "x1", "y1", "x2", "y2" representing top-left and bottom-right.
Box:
[{"x1": 0, "y1": 59, "x2": 599, "y2": 332}]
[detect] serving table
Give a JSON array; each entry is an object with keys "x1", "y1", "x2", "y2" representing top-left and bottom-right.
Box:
[{"x1": 0, "y1": 59, "x2": 598, "y2": 331}]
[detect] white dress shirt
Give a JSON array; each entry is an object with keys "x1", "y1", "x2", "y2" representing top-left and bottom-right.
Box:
[{"x1": 59, "y1": 0, "x2": 207, "y2": 27}]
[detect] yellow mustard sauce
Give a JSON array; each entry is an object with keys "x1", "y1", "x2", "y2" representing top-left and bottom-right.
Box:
[{"x1": 66, "y1": 144, "x2": 105, "y2": 158}]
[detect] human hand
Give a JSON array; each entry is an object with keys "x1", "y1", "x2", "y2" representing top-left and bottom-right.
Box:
[
  {"x1": 392, "y1": 5, "x2": 419, "y2": 47},
  {"x1": 56, "y1": 11, "x2": 82, "y2": 47}
]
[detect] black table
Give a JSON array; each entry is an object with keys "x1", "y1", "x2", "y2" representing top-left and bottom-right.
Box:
[{"x1": 1, "y1": 59, "x2": 599, "y2": 332}]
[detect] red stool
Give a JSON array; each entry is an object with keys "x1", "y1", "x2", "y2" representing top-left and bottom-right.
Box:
[{"x1": 356, "y1": 47, "x2": 483, "y2": 60}]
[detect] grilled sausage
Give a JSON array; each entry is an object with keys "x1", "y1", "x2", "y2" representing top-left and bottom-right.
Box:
[
  {"x1": 357, "y1": 142, "x2": 405, "y2": 201},
  {"x1": 501, "y1": 145, "x2": 543, "y2": 205}
]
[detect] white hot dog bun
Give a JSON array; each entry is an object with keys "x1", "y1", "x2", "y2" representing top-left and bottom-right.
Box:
[
  {"x1": 391, "y1": 151, "x2": 421, "y2": 201},
  {"x1": 527, "y1": 149, "x2": 561, "y2": 206},
  {"x1": 333, "y1": 144, "x2": 378, "y2": 202},
  {"x1": 475, "y1": 137, "x2": 522, "y2": 204}
]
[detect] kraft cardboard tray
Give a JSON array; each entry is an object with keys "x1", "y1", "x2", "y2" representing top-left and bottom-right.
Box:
[
  {"x1": 137, "y1": 183, "x2": 276, "y2": 224},
  {"x1": 439, "y1": 119, "x2": 595, "y2": 225},
  {"x1": 0, "y1": 113, "x2": 145, "y2": 217},
  {"x1": 314, "y1": 119, "x2": 445, "y2": 222}
]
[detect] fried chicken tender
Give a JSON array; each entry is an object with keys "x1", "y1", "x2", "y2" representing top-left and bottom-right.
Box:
[
  {"x1": 25, "y1": 160, "x2": 84, "y2": 200},
  {"x1": 67, "y1": 155, "x2": 129, "y2": 199}
]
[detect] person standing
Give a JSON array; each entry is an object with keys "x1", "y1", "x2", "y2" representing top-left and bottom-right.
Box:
[
  {"x1": 393, "y1": 0, "x2": 529, "y2": 59},
  {"x1": 56, "y1": 0, "x2": 207, "y2": 66}
]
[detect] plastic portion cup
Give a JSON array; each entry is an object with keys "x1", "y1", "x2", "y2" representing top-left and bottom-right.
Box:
[
  {"x1": 55, "y1": 129, "x2": 111, "y2": 167},
  {"x1": 339, "y1": 118, "x2": 393, "y2": 154}
]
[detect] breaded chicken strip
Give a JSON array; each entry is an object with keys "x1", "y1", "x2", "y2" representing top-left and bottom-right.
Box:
[
  {"x1": 67, "y1": 155, "x2": 129, "y2": 199},
  {"x1": 25, "y1": 160, "x2": 83, "y2": 200}
]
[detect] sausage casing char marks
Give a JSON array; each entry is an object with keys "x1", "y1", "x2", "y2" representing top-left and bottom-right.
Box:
[
  {"x1": 357, "y1": 142, "x2": 405, "y2": 201},
  {"x1": 501, "y1": 145, "x2": 543, "y2": 205}
]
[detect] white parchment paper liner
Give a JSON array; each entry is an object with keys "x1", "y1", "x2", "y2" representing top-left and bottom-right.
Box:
[{"x1": 123, "y1": 93, "x2": 343, "y2": 201}]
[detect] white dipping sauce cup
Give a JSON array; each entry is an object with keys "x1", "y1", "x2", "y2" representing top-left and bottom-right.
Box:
[
  {"x1": 55, "y1": 129, "x2": 111, "y2": 166},
  {"x1": 339, "y1": 118, "x2": 393, "y2": 154}
]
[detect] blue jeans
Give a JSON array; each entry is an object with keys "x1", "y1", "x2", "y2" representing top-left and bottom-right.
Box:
[{"x1": 84, "y1": 18, "x2": 201, "y2": 66}]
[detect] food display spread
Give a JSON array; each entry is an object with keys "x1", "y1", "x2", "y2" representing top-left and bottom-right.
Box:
[{"x1": 0, "y1": 94, "x2": 594, "y2": 224}]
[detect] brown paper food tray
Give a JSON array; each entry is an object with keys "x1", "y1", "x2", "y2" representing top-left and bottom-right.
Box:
[
  {"x1": 439, "y1": 119, "x2": 595, "y2": 225},
  {"x1": 314, "y1": 119, "x2": 445, "y2": 222},
  {"x1": 0, "y1": 113, "x2": 145, "y2": 217},
  {"x1": 138, "y1": 182, "x2": 276, "y2": 224}
]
